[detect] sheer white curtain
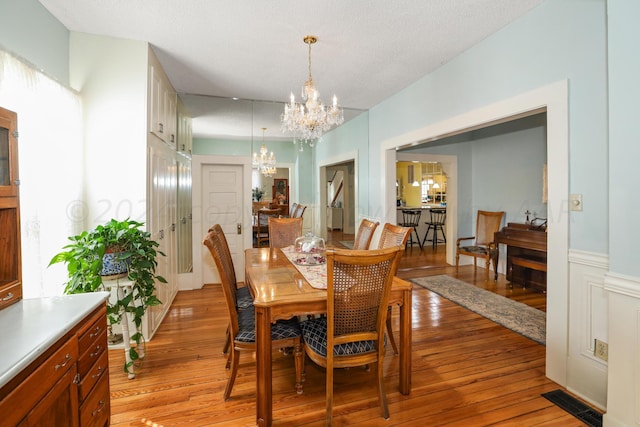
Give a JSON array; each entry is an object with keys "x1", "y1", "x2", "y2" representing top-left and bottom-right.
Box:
[{"x1": 0, "y1": 50, "x2": 84, "y2": 298}]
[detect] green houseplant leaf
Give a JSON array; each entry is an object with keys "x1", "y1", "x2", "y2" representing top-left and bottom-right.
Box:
[{"x1": 49, "y1": 218, "x2": 166, "y2": 376}]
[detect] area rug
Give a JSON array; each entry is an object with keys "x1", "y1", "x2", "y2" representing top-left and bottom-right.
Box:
[
  {"x1": 338, "y1": 241, "x2": 354, "y2": 249},
  {"x1": 410, "y1": 275, "x2": 546, "y2": 345}
]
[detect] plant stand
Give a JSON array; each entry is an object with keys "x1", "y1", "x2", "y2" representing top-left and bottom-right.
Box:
[{"x1": 103, "y1": 278, "x2": 137, "y2": 379}]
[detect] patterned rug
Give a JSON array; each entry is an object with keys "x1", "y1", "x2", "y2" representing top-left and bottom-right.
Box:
[{"x1": 410, "y1": 274, "x2": 546, "y2": 345}]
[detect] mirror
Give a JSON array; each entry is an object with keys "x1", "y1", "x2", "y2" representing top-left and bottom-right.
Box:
[
  {"x1": 178, "y1": 94, "x2": 366, "y2": 259},
  {"x1": 179, "y1": 94, "x2": 365, "y2": 142}
]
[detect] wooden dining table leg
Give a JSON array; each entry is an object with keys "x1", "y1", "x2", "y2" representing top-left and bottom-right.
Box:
[
  {"x1": 398, "y1": 288, "x2": 412, "y2": 395},
  {"x1": 255, "y1": 305, "x2": 272, "y2": 427}
]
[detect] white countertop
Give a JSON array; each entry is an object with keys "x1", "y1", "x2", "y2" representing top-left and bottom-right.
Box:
[
  {"x1": 0, "y1": 292, "x2": 109, "y2": 389},
  {"x1": 397, "y1": 205, "x2": 446, "y2": 210}
]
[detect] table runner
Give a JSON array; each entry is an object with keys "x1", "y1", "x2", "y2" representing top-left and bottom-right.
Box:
[{"x1": 280, "y1": 246, "x2": 327, "y2": 289}]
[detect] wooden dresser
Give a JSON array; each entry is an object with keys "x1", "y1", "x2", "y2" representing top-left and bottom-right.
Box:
[
  {"x1": 0, "y1": 293, "x2": 111, "y2": 427},
  {"x1": 0, "y1": 106, "x2": 110, "y2": 426}
]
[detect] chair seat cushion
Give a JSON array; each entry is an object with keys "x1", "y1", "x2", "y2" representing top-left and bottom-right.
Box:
[
  {"x1": 236, "y1": 286, "x2": 253, "y2": 310},
  {"x1": 236, "y1": 306, "x2": 301, "y2": 342},
  {"x1": 300, "y1": 317, "x2": 376, "y2": 357},
  {"x1": 459, "y1": 245, "x2": 489, "y2": 255}
]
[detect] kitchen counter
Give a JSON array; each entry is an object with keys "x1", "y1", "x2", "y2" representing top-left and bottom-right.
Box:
[
  {"x1": 396, "y1": 205, "x2": 445, "y2": 210},
  {"x1": 0, "y1": 292, "x2": 109, "y2": 388}
]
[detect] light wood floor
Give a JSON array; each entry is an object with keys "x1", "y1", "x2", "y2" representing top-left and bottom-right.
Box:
[{"x1": 108, "y1": 234, "x2": 594, "y2": 426}]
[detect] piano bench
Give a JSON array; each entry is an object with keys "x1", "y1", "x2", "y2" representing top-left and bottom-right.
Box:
[{"x1": 510, "y1": 257, "x2": 547, "y2": 272}]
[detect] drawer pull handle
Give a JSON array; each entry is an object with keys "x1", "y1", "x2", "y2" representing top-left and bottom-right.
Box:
[
  {"x1": 92, "y1": 400, "x2": 105, "y2": 416},
  {"x1": 90, "y1": 345, "x2": 102, "y2": 357},
  {"x1": 1, "y1": 292, "x2": 14, "y2": 301},
  {"x1": 89, "y1": 326, "x2": 103, "y2": 339},
  {"x1": 92, "y1": 366, "x2": 104, "y2": 379},
  {"x1": 55, "y1": 354, "x2": 72, "y2": 371}
]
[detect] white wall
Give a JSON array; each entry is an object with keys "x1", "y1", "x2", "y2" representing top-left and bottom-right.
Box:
[{"x1": 69, "y1": 33, "x2": 148, "y2": 228}]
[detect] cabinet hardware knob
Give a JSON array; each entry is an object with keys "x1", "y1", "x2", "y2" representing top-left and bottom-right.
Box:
[
  {"x1": 90, "y1": 345, "x2": 102, "y2": 358},
  {"x1": 89, "y1": 326, "x2": 103, "y2": 338},
  {"x1": 54, "y1": 354, "x2": 72, "y2": 370},
  {"x1": 92, "y1": 400, "x2": 106, "y2": 416},
  {"x1": 92, "y1": 366, "x2": 104, "y2": 379}
]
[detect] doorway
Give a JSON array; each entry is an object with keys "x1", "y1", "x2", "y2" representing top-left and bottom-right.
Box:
[
  {"x1": 319, "y1": 151, "x2": 358, "y2": 240},
  {"x1": 381, "y1": 81, "x2": 569, "y2": 386}
]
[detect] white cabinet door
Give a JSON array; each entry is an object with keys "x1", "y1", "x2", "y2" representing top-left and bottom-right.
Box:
[{"x1": 148, "y1": 140, "x2": 178, "y2": 335}]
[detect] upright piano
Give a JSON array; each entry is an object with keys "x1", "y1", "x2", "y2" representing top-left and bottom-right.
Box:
[{"x1": 494, "y1": 222, "x2": 547, "y2": 292}]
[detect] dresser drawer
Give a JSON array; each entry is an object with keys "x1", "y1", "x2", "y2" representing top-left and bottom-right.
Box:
[
  {"x1": 78, "y1": 332, "x2": 107, "y2": 378},
  {"x1": 78, "y1": 307, "x2": 107, "y2": 357},
  {"x1": 79, "y1": 350, "x2": 109, "y2": 401},
  {"x1": 0, "y1": 281, "x2": 22, "y2": 310},
  {"x1": 80, "y1": 371, "x2": 110, "y2": 427}
]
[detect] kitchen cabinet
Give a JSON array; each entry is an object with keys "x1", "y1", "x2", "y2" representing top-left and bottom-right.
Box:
[
  {"x1": 0, "y1": 295, "x2": 110, "y2": 427},
  {"x1": 177, "y1": 98, "x2": 193, "y2": 155},
  {"x1": 149, "y1": 63, "x2": 177, "y2": 149},
  {"x1": 0, "y1": 106, "x2": 21, "y2": 310}
]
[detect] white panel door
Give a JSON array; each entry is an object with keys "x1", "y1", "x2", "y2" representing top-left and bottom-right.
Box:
[{"x1": 201, "y1": 164, "x2": 244, "y2": 284}]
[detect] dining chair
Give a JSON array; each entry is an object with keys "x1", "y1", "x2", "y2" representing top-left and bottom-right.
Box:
[
  {"x1": 352, "y1": 218, "x2": 380, "y2": 250},
  {"x1": 299, "y1": 246, "x2": 402, "y2": 426},
  {"x1": 289, "y1": 202, "x2": 299, "y2": 217},
  {"x1": 256, "y1": 208, "x2": 281, "y2": 247},
  {"x1": 377, "y1": 223, "x2": 412, "y2": 251},
  {"x1": 456, "y1": 210, "x2": 505, "y2": 280},
  {"x1": 376, "y1": 223, "x2": 411, "y2": 355},
  {"x1": 207, "y1": 225, "x2": 254, "y2": 359},
  {"x1": 203, "y1": 226, "x2": 305, "y2": 399},
  {"x1": 268, "y1": 217, "x2": 303, "y2": 248},
  {"x1": 292, "y1": 204, "x2": 307, "y2": 218}
]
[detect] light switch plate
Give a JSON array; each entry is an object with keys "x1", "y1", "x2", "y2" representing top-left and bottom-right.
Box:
[{"x1": 570, "y1": 194, "x2": 583, "y2": 211}]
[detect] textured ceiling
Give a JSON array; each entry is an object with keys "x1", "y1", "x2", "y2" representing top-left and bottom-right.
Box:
[{"x1": 38, "y1": 0, "x2": 545, "y2": 138}]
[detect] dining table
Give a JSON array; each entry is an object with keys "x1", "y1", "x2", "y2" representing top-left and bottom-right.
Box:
[{"x1": 244, "y1": 246, "x2": 413, "y2": 427}]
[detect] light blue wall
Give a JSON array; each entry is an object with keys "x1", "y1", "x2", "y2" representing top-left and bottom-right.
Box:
[
  {"x1": 316, "y1": 112, "x2": 370, "y2": 218},
  {"x1": 315, "y1": 0, "x2": 608, "y2": 256},
  {"x1": 0, "y1": 0, "x2": 69, "y2": 85},
  {"x1": 608, "y1": 0, "x2": 640, "y2": 276}
]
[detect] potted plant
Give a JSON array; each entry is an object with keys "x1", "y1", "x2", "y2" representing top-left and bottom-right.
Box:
[
  {"x1": 253, "y1": 186, "x2": 265, "y2": 201},
  {"x1": 49, "y1": 218, "x2": 167, "y2": 377}
]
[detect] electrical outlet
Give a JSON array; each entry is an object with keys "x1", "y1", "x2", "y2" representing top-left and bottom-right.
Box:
[{"x1": 595, "y1": 339, "x2": 608, "y2": 362}]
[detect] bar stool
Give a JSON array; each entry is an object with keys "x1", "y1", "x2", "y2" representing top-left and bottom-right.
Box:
[
  {"x1": 399, "y1": 209, "x2": 423, "y2": 249},
  {"x1": 422, "y1": 208, "x2": 446, "y2": 249}
]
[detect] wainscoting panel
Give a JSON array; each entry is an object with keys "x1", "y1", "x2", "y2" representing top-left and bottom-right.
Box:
[
  {"x1": 603, "y1": 272, "x2": 640, "y2": 427},
  {"x1": 567, "y1": 249, "x2": 609, "y2": 410}
]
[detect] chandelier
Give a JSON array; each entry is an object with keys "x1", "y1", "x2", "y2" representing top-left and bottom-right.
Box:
[
  {"x1": 281, "y1": 35, "x2": 344, "y2": 150},
  {"x1": 252, "y1": 128, "x2": 277, "y2": 177}
]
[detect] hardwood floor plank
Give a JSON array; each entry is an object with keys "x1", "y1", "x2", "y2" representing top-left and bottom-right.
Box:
[{"x1": 107, "y1": 233, "x2": 597, "y2": 426}]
